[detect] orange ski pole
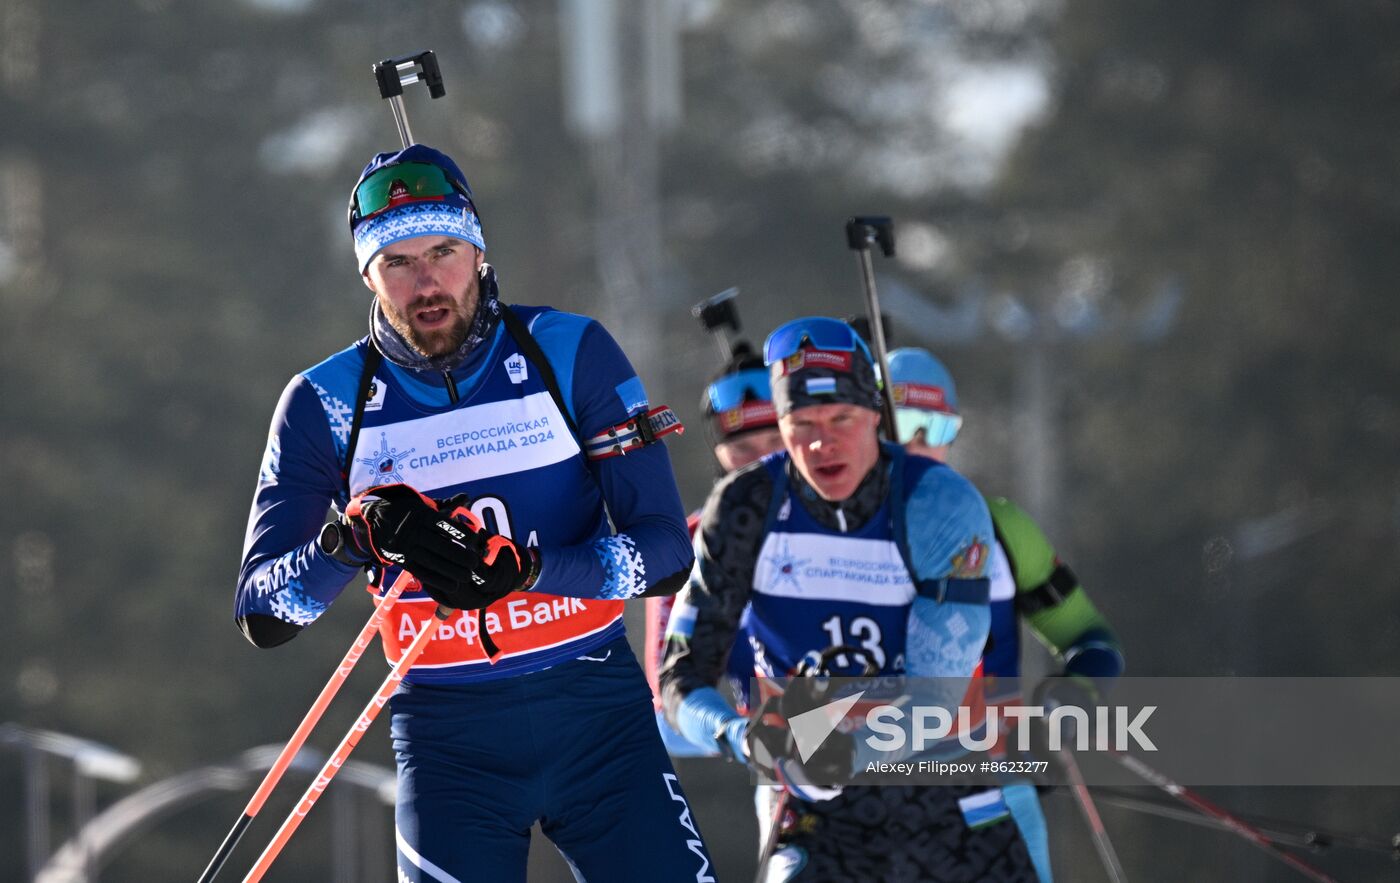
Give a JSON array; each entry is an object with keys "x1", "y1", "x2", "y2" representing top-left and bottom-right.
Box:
[
  {"x1": 196, "y1": 570, "x2": 418, "y2": 883},
  {"x1": 241, "y1": 600, "x2": 451, "y2": 883}
]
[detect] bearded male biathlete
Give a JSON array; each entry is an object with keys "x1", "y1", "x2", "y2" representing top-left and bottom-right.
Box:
[
  {"x1": 233, "y1": 144, "x2": 714, "y2": 882},
  {"x1": 660, "y1": 317, "x2": 1014, "y2": 881}
]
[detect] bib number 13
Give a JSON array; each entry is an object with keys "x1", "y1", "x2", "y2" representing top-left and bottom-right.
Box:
[{"x1": 820, "y1": 614, "x2": 885, "y2": 671}]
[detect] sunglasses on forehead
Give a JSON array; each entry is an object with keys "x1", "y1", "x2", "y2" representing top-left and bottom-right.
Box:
[
  {"x1": 762, "y1": 317, "x2": 875, "y2": 366},
  {"x1": 706, "y1": 368, "x2": 773, "y2": 414},
  {"x1": 350, "y1": 162, "x2": 475, "y2": 224}
]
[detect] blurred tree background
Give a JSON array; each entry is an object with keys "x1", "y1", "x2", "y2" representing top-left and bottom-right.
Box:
[{"x1": 2, "y1": 0, "x2": 1398, "y2": 880}]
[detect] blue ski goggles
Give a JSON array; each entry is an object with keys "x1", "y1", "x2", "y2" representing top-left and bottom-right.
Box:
[
  {"x1": 894, "y1": 408, "x2": 963, "y2": 447},
  {"x1": 762, "y1": 317, "x2": 875, "y2": 369},
  {"x1": 706, "y1": 368, "x2": 773, "y2": 414}
]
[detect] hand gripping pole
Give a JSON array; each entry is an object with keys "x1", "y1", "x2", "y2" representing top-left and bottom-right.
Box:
[
  {"x1": 196, "y1": 571, "x2": 418, "y2": 883},
  {"x1": 241, "y1": 599, "x2": 452, "y2": 882}
]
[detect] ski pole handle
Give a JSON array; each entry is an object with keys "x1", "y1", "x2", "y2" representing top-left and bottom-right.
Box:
[
  {"x1": 845, "y1": 215, "x2": 895, "y2": 257},
  {"x1": 373, "y1": 50, "x2": 445, "y2": 100},
  {"x1": 196, "y1": 570, "x2": 418, "y2": 883},
  {"x1": 692, "y1": 287, "x2": 743, "y2": 361},
  {"x1": 240, "y1": 601, "x2": 451, "y2": 883},
  {"x1": 372, "y1": 50, "x2": 446, "y2": 150},
  {"x1": 845, "y1": 216, "x2": 898, "y2": 440}
]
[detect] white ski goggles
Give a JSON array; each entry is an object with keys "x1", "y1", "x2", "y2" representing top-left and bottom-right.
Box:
[{"x1": 894, "y1": 407, "x2": 962, "y2": 447}]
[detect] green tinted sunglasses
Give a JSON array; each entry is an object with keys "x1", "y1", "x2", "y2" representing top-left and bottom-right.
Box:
[{"x1": 351, "y1": 162, "x2": 469, "y2": 222}]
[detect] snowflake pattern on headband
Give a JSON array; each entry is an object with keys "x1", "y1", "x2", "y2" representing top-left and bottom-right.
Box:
[{"x1": 354, "y1": 201, "x2": 484, "y2": 271}]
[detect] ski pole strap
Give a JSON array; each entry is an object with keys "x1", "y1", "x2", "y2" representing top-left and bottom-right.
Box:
[
  {"x1": 915, "y1": 576, "x2": 990, "y2": 605},
  {"x1": 1015, "y1": 562, "x2": 1079, "y2": 615},
  {"x1": 583, "y1": 406, "x2": 684, "y2": 460},
  {"x1": 478, "y1": 608, "x2": 501, "y2": 661},
  {"x1": 342, "y1": 344, "x2": 385, "y2": 482}
]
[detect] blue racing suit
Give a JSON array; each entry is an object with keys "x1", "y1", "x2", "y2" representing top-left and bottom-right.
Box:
[
  {"x1": 661, "y1": 445, "x2": 1019, "y2": 881},
  {"x1": 235, "y1": 287, "x2": 714, "y2": 882}
]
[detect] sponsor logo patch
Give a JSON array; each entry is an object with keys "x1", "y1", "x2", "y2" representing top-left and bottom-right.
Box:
[
  {"x1": 354, "y1": 432, "x2": 416, "y2": 488},
  {"x1": 892, "y1": 382, "x2": 949, "y2": 412},
  {"x1": 950, "y1": 539, "x2": 988, "y2": 578},
  {"x1": 781, "y1": 349, "x2": 853, "y2": 375},
  {"x1": 718, "y1": 401, "x2": 778, "y2": 434},
  {"x1": 364, "y1": 379, "x2": 388, "y2": 412},
  {"x1": 505, "y1": 352, "x2": 528, "y2": 384}
]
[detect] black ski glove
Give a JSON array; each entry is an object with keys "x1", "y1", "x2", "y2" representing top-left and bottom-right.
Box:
[
  {"x1": 741, "y1": 644, "x2": 875, "y2": 790},
  {"x1": 342, "y1": 484, "x2": 539, "y2": 611},
  {"x1": 422, "y1": 493, "x2": 539, "y2": 610},
  {"x1": 743, "y1": 691, "x2": 855, "y2": 798},
  {"x1": 342, "y1": 484, "x2": 493, "y2": 608}
]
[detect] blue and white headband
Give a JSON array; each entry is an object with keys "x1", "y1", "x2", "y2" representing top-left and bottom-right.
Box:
[{"x1": 353, "y1": 199, "x2": 486, "y2": 273}]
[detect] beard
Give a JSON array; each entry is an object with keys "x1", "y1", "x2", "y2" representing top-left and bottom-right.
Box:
[{"x1": 382, "y1": 286, "x2": 477, "y2": 358}]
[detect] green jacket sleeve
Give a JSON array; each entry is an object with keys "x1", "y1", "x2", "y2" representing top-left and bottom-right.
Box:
[{"x1": 988, "y1": 496, "x2": 1124, "y2": 680}]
